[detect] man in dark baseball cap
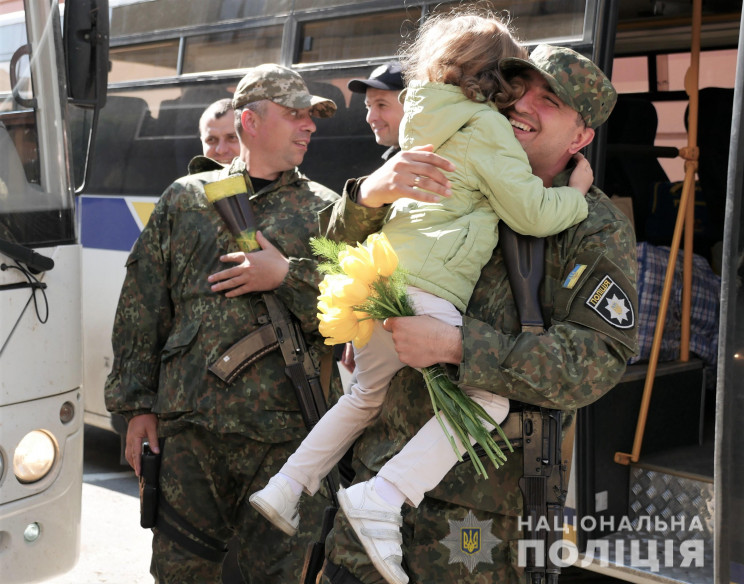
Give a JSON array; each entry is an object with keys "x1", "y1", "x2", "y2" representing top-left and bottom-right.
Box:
[
  {"x1": 348, "y1": 61, "x2": 405, "y2": 159},
  {"x1": 348, "y1": 61, "x2": 404, "y2": 93}
]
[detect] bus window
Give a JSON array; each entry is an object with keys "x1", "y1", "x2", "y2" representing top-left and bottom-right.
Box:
[
  {"x1": 0, "y1": 23, "x2": 39, "y2": 189},
  {"x1": 0, "y1": 18, "x2": 27, "y2": 93},
  {"x1": 653, "y1": 99, "x2": 687, "y2": 181},
  {"x1": 294, "y1": 0, "x2": 376, "y2": 8},
  {"x1": 612, "y1": 56, "x2": 650, "y2": 93},
  {"x1": 432, "y1": 0, "x2": 587, "y2": 44},
  {"x1": 0, "y1": 10, "x2": 70, "y2": 247},
  {"x1": 81, "y1": 81, "x2": 234, "y2": 196},
  {"x1": 659, "y1": 48, "x2": 737, "y2": 90},
  {"x1": 296, "y1": 9, "x2": 420, "y2": 64},
  {"x1": 109, "y1": 40, "x2": 179, "y2": 82},
  {"x1": 183, "y1": 25, "x2": 284, "y2": 74},
  {"x1": 611, "y1": 49, "x2": 738, "y2": 183},
  {"x1": 110, "y1": 0, "x2": 292, "y2": 36}
]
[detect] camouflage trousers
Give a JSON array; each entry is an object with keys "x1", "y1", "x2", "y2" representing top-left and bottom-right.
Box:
[
  {"x1": 320, "y1": 468, "x2": 525, "y2": 584},
  {"x1": 150, "y1": 423, "x2": 332, "y2": 583}
]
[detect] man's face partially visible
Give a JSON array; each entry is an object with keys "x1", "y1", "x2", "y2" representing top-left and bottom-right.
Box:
[
  {"x1": 364, "y1": 87, "x2": 405, "y2": 148},
  {"x1": 505, "y1": 69, "x2": 593, "y2": 181},
  {"x1": 247, "y1": 101, "x2": 316, "y2": 179},
  {"x1": 200, "y1": 113, "x2": 240, "y2": 164}
]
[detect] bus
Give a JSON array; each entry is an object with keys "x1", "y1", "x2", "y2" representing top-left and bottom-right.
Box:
[
  {"x1": 0, "y1": 0, "x2": 107, "y2": 581},
  {"x1": 16, "y1": 0, "x2": 742, "y2": 583}
]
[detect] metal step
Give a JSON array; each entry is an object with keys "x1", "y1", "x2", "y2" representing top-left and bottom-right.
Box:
[{"x1": 579, "y1": 463, "x2": 713, "y2": 584}]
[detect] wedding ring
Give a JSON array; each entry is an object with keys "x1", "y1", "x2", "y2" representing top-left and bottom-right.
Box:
[{"x1": 413, "y1": 175, "x2": 421, "y2": 186}]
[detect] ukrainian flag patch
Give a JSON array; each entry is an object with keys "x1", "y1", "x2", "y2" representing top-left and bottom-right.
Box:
[{"x1": 563, "y1": 264, "x2": 586, "y2": 289}]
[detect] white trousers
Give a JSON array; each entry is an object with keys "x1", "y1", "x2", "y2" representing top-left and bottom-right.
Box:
[{"x1": 279, "y1": 287, "x2": 510, "y2": 507}]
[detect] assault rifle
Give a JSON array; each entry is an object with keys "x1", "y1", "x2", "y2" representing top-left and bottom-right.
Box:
[
  {"x1": 499, "y1": 223, "x2": 568, "y2": 584},
  {"x1": 209, "y1": 293, "x2": 338, "y2": 584},
  {"x1": 261, "y1": 294, "x2": 339, "y2": 584},
  {"x1": 518, "y1": 408, "x2": 566, "y2": 584}
]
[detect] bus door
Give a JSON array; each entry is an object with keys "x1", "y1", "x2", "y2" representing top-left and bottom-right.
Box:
[
  {"x1": 568, "y1": 2, "x2": 742, "y2": 584},
  {"x1": 0, "y1": 0, "x2": 107, "y2": 582},
  {"x1": 714, "y1": 10, "x2": 744, "y2": 584}
]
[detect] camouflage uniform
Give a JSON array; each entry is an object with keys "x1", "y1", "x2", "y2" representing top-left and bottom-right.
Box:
[
  {"x1": 320, "y1": 172, "x2": 638, "y2": 584},
  {"x1": 318, "y1": 44, "x2": 638, "y2": 584},
  {"x1": 105, "y1": 154, "x2": 340, "y2": 583}
]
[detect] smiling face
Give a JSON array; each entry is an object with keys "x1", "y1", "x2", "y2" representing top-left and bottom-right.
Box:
[
  {"x1": 505, "y1": 69, "x2": 595, "y2": 184},
  {"x1": 364, "y1": 88, "x2": 405, "y2": 148},
  {"x1": 241, "y1": 101, "x2": 316, "y2": 180},
  {"x1": 200, "y1": 113, "x2": 240, "y2": 164}
]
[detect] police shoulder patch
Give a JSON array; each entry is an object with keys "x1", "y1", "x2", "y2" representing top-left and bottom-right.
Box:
[{"x1": 585, "y1": 275, "x2": 635, "y2": 329}]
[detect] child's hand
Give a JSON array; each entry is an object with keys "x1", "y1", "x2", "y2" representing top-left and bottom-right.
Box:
[{"x1": 568, "y1": 153, "x2": 594, "y2": 195}]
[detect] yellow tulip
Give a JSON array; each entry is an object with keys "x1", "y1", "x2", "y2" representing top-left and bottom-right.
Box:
[
  {"x1": 339, "y1": 244, "x2": 377, "y2": 285},
  {"x1": 318, "y1": 310, "x2": 359, "y2": 345},
  {"x1": 367, "y1": 232, "x2": 398, "y2": 277},
  {"x1": 317, "y1": 299, "x2": 353, "y2": 318},
  {"x1": 320, "y1": 273, "x2": 370, "y2": 307},
  {"x1": 352, "y1": 312, "x2": 375, "y2": 348}
]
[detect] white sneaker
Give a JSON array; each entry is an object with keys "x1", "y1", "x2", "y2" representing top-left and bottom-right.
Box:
[
  {"x1": 249, "y1": 475, "x2": 300, "y2": 536},
  {"x1": 338, "y1": 481, "x2": 409, "y2": 584}
]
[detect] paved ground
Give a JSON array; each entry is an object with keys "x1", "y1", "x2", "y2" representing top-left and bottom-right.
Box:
[
  {"x1": 42, "y1": 364, "x2": 354, "y2": 584},
  {"x1": 44, "y1": 428, "x2": 152, "y2": 584}
]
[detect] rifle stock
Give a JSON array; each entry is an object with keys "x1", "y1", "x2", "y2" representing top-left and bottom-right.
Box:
[{"x1": 499, "y1": 223, "x2": 545, "y2": 332}]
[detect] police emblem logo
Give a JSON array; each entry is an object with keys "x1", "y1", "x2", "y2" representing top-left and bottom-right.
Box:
[
  {"x1": 586, "y1": 275, "x2": 634, "y2": 329},
  {"x1": 462, "y1": 528, "x2": 480, "y2": 555},
  {"x1": 440, "y1": 511, "x2": 500, "y2": 573}
]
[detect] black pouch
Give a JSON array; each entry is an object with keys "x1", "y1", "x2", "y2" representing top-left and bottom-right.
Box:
[{"x1": 139, "y1": 442, "x2": 161, "y2": 529}]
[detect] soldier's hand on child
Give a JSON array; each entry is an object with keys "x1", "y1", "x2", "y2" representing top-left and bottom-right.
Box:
[
  {"x1": 359, "y1": 144, "x2": 455, "y2": 208},
  {"x1": 382, "y1": 315, "x2": 463, "y2": 368}
]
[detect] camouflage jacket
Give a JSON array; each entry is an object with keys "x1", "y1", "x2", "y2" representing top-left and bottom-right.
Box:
[
  {"x1": 105, "y1": 158, "x2": 339, "y2": 441},
  {"x1": 322, "y1": 170, "x2": 638, "y2": 515}
]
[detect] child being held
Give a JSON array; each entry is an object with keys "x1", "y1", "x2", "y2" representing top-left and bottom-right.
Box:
[{"x1": 251, "y1": 11, "x2": 596, "y2": 584}]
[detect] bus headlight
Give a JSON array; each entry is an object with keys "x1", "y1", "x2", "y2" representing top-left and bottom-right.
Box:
[{"x1": 13, "y1": 430, "x2": 57, "y2": 483}]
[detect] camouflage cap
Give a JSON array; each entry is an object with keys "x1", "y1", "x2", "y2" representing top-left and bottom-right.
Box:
[
  {"x1": 501, "y1": 44, "x2": 617, "y2": 128},
  {"x1": 232, "y1": 64, "x2": 337, "y2": 118}
]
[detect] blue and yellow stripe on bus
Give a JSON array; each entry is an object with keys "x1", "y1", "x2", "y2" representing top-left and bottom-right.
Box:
[{"x1": 79, "y1": 195, "x2": 156, "y2": 251}]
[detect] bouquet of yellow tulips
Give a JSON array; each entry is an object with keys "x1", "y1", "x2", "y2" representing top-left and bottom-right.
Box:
[{"x1": 311, "y1": 234, "x2": 512, "y2": 478}]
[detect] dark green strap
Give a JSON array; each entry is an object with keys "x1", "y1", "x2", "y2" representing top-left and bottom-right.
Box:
[
  {"x1": 498, "y1": 222, "x2": 545, "y2": 333},
  {"x1": 323, "y1": 560, "x2": 366, "y2": 584},
  {"x1": 156, "y1": 495, "x2": 228, "y2": 563}
]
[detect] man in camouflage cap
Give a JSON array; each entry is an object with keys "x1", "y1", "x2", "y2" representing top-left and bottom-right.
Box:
[
  {"x1": 233, "y1": 63, "x2": 337, "y2": 119},
  {"x1": 501, "y1": 43, "x2": 617, "y2": 129},
  {"x1": 105, "y1": 63, "x2": 342, "y2": 583},
  {"x1": 316, "y1": 44, "x2": 637, "y2": 584}
]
